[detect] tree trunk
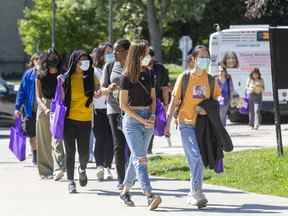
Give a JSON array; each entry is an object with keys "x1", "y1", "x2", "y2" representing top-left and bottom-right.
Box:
[{"x1": 146, "y1": 0, "x2": 162, "y2": 62}]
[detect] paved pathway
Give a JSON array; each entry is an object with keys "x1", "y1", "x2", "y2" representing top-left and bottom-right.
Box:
[{"x1": 1, "y1": 127, "x2": 288, "y2": 216}]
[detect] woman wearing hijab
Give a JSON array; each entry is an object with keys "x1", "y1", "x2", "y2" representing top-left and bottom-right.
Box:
[{"x1": 62, "y1": 50, "x2": 95, "y2": 193}]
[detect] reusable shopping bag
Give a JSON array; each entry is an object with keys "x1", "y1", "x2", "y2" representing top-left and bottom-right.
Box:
[
  {"x1": 9, "y1": 117, "x2": 26, "y2": 161},
  {"x1": 154, "y1": 99, "x2": 167, "y2": 136},
  {"x1": 50, "y1": 78, "x2": 67, "y2": 139}
]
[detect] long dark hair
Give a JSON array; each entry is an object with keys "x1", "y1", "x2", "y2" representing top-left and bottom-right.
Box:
[
  {"x1": 250, "y1": 68, "x2": 261, "y2": 80},
  {"x1": 124, "y1": 39, "x2": 148, "y2": 83}
]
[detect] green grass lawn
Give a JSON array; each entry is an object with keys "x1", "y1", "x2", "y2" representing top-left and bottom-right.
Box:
[{"x1": 149, "y1": 148, "x2": 288, "y2": 197}]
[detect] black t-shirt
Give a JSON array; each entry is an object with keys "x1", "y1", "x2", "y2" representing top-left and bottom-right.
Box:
[
  {"x1": 37, "y1": 73, "x2": 58, "y2": 99},
  {"x1": 151, "y1": 62, "x2": 169, "y2": 101},
  {"x1": 120, "y1": 71, "x2": 154, "y2": 107}
]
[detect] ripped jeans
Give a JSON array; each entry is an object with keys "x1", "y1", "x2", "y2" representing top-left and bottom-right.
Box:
[{"x1": 122, "y1": 109, "x2": 153, "y2": 193}]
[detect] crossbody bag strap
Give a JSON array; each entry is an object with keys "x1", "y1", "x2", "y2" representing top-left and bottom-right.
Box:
[{"x1": 137, "y1": 80, "x2": 151, "y2": 97}]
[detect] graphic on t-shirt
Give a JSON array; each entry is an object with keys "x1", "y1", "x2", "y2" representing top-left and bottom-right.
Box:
[{"x1": 192, "y1": 85, "x2": 206, "y2": 99}]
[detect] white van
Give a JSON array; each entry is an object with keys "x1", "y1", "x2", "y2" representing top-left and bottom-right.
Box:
[{"x1": 209, "y1": 25, "x2": 288, "y2": 121}]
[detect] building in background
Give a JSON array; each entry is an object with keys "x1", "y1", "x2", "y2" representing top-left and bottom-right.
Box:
[{"x1": 0, "y1": 0, "x2": 32, "y2": 78}]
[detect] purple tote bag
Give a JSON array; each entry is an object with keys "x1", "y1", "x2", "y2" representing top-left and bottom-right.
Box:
[
  {"x1": 154, "y1": 99, "x2": 167, "y2": 136},
  {"x1": 50, "y1": 78, "x2": 67, "y2": 140},
  {"x1": 238, "y1": 92, "x2": 249, "y2": 114},
  {"x1": 9, "y1": 117, "x2": 26, "y2": 161}
]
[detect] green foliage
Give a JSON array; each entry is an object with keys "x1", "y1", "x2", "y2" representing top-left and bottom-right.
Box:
[
  {"x1": 165, "y1": 64, "x2": 182, "y2": 84},
  {"x1": 18, "y1": 0, "x2": 109, "y2": 55},
  {"x1": 149, "y1": 148, "x2": 288, "y2": 197}
]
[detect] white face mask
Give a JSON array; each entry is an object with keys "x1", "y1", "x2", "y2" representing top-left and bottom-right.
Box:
[
  {"x1": 79, "y1": 60, "x2": 90, "y2": 71},
  {"x1": 141, "y1": 55, "x2": 152, "y2": 67},
  {"x1": 35, "y1": 64, "x2": 40, "y2": 71}
]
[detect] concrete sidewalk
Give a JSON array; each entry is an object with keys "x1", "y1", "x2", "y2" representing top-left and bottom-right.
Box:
[
  {"x1": 1, "y1": 135, "x2": 288, "y2": 216},
  {"x1": 152, "y1": 123, "x2": 288, "y2": 155}
]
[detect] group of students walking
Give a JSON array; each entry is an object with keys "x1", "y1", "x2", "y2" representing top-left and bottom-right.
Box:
[{"x1": 15, "y1": 38, "x2": 263, "y2": 210}]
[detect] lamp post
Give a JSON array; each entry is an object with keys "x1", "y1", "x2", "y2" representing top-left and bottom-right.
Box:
[
  {"x1": 108, "y1": 0, "x2": 113, "y2": 43},
  {"x1": 51, "y1": 0, "x2": 56, "y2": 49}
]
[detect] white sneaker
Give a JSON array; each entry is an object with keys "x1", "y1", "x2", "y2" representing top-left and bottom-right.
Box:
[
  {"x1": 96, "y1": 166, "x2": 104, "y2": 181},
  {"x1": 187, "y1": 192, "x2": 208, "y2": 209},
  {"x1": 53, "y1": 170, "x2": 64, "y2": 181},
  {"x1": 104, "y1": 168, "x2": 113, "y2": 180}
]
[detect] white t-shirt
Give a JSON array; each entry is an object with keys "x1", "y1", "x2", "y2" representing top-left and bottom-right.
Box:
[{"x1": 93, "y1": 67, "x2": 107, "y2": 109}]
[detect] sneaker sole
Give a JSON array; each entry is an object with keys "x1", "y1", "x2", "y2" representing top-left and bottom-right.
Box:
[
  {"x1": 105, "y1": 175, "x2": 113, "y2": 180},
  {"x1": 54, "y1": 172, "x2": 64, "y2": 181},
  {"x1": 149, "y1": 196, "x2": 162, "y2": 210},
  {"x1": 196, "y1": 199, "x2": 208, "y2": 209}
]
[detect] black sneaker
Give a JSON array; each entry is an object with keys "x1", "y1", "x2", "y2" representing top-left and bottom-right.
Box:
[
  {"x1": 120, "y1": 192, "x2": 135, "y2": 207},
  {"x1": 147, "y1": 194, "x2": 161, "y2": 210},
  {"x1": 68, "y1": 181, "x2": 77, "y2": 193},
  {"x1": 78, "y1": 167, "x2": 88, "y2": 187}
]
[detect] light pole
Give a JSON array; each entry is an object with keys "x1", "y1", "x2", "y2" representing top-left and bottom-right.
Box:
[
  {"x1": 51, "y1": 0, "x2": 56, "y2": 49},
  {"x1": 108, "y1": 0, "x2": 113, "y2": 43}
]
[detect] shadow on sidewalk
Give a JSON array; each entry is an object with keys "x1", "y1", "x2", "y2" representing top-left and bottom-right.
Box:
[
  {"x1": 156, "y1": 203, "x2": 287, "y2": 214},
  {"x1": 0, "y1": 134, "x2": 10, "y2": 139}
]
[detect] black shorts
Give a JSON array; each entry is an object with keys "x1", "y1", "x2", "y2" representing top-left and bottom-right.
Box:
[{"x1": 23, "y1": 112, "x2": 36, "y2": 138}]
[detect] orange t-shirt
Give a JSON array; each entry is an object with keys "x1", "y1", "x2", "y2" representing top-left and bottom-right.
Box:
[{"x1": 172, "y1": 71, "x2": 221, "y2": 125}]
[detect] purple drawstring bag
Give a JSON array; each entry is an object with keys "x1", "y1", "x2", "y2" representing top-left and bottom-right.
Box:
[
  {"x1": 9, "y1": 117, "x2": 26, "y2": 161},
  {"x1": 239, "y1": 92, "x2": 249, "y2": 114},
  {"x1": 214, "y1": 159, "x2": 224, "y2": 173},
  {"x1": 50, "y1": 78, "x2": 67, "y2": 140},
  {"x1": 154, "y1": 99, "x2": 167, "y2": 136}
]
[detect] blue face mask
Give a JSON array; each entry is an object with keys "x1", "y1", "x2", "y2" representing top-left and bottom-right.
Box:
[
  {"x1": 196, "y1": 58, "x2": 210, "y2": 71},
  {"x1": 105, "y1": 53, "x2": 115, "y2": 64}
]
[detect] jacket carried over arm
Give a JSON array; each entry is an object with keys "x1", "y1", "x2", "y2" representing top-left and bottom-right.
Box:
[
  {"x1": 195, "y1": 99, "x2": 233, "y2": 171},
  {"x1": 15, "y1": 68, "x2": 36, "y2": 118}
]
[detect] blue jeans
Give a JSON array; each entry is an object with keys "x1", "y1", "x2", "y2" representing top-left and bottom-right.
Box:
[
  {"x1": 122, "y1": 109, "x2": 153, "y2": 193},
  {"x1": 179, "y1": 123, "x2": 204, "y2": 193}
]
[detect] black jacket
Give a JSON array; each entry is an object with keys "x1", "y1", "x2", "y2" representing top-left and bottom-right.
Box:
[
  {"x1": 63, "y1": 50, "x2": 95, "y2": 117},
  {"x1": 195, "y1": 99, "x2": 233, "y2": 170}
]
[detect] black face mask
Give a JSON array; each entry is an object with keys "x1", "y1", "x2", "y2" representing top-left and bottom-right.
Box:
[{"x1": 47, "y1": 58, "x2": 60, "y2": 68}]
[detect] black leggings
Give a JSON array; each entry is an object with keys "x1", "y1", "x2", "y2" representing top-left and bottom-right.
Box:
[
  {"x1": 64, "y1": 119, "x2": 91, "y2": 181},
  {"x1": 107, "y1": 113, "x2": 127, "y2": 184},
  {"x1": 93, "y1": 109, "x2": 113, "y2": 168}
]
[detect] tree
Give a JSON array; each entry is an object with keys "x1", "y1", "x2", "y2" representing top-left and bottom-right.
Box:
[
  {"x1": 114, "y1": 0, "x2": 210, "y2": 62},
  {"x1": 18, "y1": 0, "x2": 108, "y2": 55},
  {"x1": 245, "y1": 0, "x2": 288, "y2": 25}
]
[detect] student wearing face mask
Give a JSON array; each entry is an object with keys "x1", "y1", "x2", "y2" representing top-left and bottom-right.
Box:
[
  {"x1": 98, "y1": 39, "x2": 131, "y2": 190},
  {"x1": 164, "y1": 45, "x2": 221, "y2": 208},
  {"x1": 90, "y1": 43, "x2": 114, "y2": 181},
  {"x1": 35, "y1": 50, "x2": 65, "y2": 180},
  {"x1": 62, "y1": 50, "x2": 95, "y2": 193}
]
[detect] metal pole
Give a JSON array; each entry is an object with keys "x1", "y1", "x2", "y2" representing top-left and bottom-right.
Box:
[
  {"x1": 269, "y1": 26, "x2": 284, "y2": 156},
  {"x1": 108, "y1": 0, "x2": 113, "y2": 43},
  {"x1": 51, "y1": 0, "x2": 56, "y2": 49}
]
